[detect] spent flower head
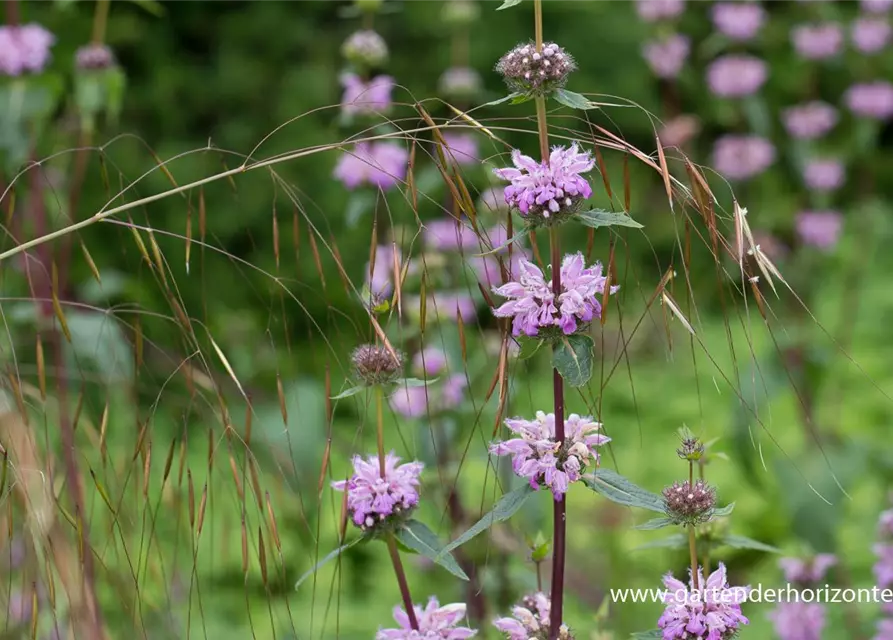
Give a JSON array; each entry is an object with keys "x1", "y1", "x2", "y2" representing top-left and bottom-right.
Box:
[
  {"x1": 495, "y1": 41, "x2": 575, "y2": 97},
  {"x1": 341, "y1": 29, "x2": 389, "y2": 68},
  {"x1": 489, "y1": 411, "x2": 610, "y2": 501},
  {"x1": 377, "y1": 597, "x2": 477, "y2": 639},
  {"x1": 662, "y1": 479, "x2": 717, "y2": 525},
  {"x1": 492, "y1": 253, "x2": 618, "y2": 338},
  {"x1": 352, "y1": 344, "x2": 403, "y2": 385},
  {"x1": 493, "y1": 592, "x2": 573, "y2": 640},
  {"x1": 493, "y1": 144, "x2": 594, "y2": 226},
  {"x1": 75, "y1": 43, "x2": 114, "y2": 70},
  {"x1": 332, "y1": 452, "x2": 423, "y2": 533},
  {"x1": 658, "y1": 563, "x2": 749, "y2": 640}
]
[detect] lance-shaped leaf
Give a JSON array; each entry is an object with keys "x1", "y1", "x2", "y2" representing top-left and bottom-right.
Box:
[
  {"x1": 584, "y1": 469, "x2": 665, "y2": 513},
  {"x1": 721, "y1": 534, "x2": 780, "y2": 553},
  {"x1": 553, "y1": 334, "x2": 594, "y2": 387},
  {"x1": 397, "y1": 520, "x2": 468, "y2": 580},
  {"x1": 631, "y1": 631, "x2": 663, "y2": 639},
  {"x1": 634, "y1": 516, "x2": 674, "y2": 530},
  {"x1": 575, "y1": 209, "x2": 644, "y2": 229},
  {"x1": 395, "y1": 377, "x2": 438, "y2": 388},
  {"x1": 713, "y1": 502, "x2": 735, "y2": 518},
  {"x1": 632, "y1": 533, "x2": 688, "y2": 551},
  {"x1": 481, "y1": 92, "x2": 525, "y2": 108},
  {"x1": 439, "y1": 485, "x2": 535, "y2": 557},
  {"x1": 497, "y1": 0, "x2": 523, "y2": 9},
  {"x1": 295, "y1": 537, "x2": 363, "y2": 590},
  {"x1": 330, "y1": 386, "x2": 365, "y2": 400},
  {"x1": 553, "y1": 89, "x2": 596, "y2": 110}
]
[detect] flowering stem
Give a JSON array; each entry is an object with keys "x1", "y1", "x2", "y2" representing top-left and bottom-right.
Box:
[
  {"x1": 549, "y1": 232, "x2": 567, "y2": 640},
  {"x1": 91, "y1": 0, "x2": 111, "y2": 44},
  {"x1": 375, "y1": 385, "x2": 386, "y2": 476},
  {"x1": 4, "y1": 0, "x2": 19, "y2": 26},
  {"x1": 688, "y1": 525, "x2": 700, "y2": 591},
  {"x1": 534, "y1": 0, "x2": 543, "y2": 50},
  {"x1": 386, "y1": 534, "x2": 419, "y2": 630}
]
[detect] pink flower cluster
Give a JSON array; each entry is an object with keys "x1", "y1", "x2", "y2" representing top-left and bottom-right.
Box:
[
  {"x1": 658, "y1": 563, "x2": 749, "y2": 640},
  {"x1": 493, "y1": 145, "x2": 594, "y2": 221},
  {"x1": 782, "y1": 102, "x2": 838, "y2": 139},
  {"x1": 493, "y1": 592, "x2": 570, "y2": 640},
  {"x1": 489, "y1": 411, "x2": 610, "y2": 501},
  {"x1": 492, "y1": 253, "x2": 618, "y2": 338},
  {"x1": 340, "y1": 73, "x2": 394, "y2": 115},
  {"x1": 389, "y1": 374, "x2": 467, "y2": 418},
  {"x1": 643, "y1": 35, "x2": 690, "y2": 79},
  {"x1": 845, "y1": 81, "x2": 893, "y2": 120},
  {"x1": 711, "y1": 2, "x2": 765, "y2": 41},
  {"x1": 332, "y1": 452, "x2": 423, "y2": 530},
  {"x1": 0, "y1": 24, "x2": 54, "y2": 76},
  {"x1": 795, "y1": 211, "x2": 843, "y2": 250},
  {"x1": 334, "y1": 142, "x2": 409, "y2": 190},
  {"x1": 876, "y1": 504, "x2": 893, "y2": 623},
  {"x1": 792, "y1": 23, "x2": 844, "y2": 60},
  {"x1": 706, "y1": 54, "x2": 767, "y2": 98},
  {"x1": 711, "y1": 135, "x2": 775, "y2": 182},
  {"x1": 377, "y1": 597, "x2": 477, "y2": 639},
  {"x1": 769, "y1": 555, "x2": 836, "y2": 640}
]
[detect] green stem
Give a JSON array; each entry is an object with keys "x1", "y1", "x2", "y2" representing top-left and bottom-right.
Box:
[
  {"x1": 91, "y1": 0, "x2": 111, "y2": 44},
  {"x1": 688, "y1": 525, "x2": 700, "y2": 591}
]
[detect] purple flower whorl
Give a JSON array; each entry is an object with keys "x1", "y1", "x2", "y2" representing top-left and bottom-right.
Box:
[{"x1": 658, "y1": 563, "x2": 749, "y2": 640}]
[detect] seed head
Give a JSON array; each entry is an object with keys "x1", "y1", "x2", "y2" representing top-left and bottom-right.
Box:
[
  {"x1": 442, "y1": 0, "x2": 480, "y2": 27},
  {"x1": 341, "y1": 30, "x2": 388, "y2": 69},
  {"x1": 75, "y1": 43, "x2": 115, "y2": 70},
  {"x1": 351, "y1": 344, "x2": 403, "y2": 385},
  {"x1": 495, "y1": 41, "x2": 576, "y2": 97},
  {"x1": 677, "y1": 437, "x2": 705, "y2": 461},
  {"x1": 663, "y1": 479, "x2": 716, "y2": 525}
]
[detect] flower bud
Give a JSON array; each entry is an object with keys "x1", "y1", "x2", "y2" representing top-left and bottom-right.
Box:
[
  {"x1": 662, "y1": 479, "x2": 716, "y2": 525},
  {"x1": 341, "y1": 30, "x2": 388, "y2": 69},
  {"x1": 75, "y1": 43, "x2": 115, "y2": 71},
  {"x1": 351, "y1": 344, "x2": 403, "y2": 385},
  {"x1": 441, "y1": 0, "x2": 481, "y2": 27},
  {"x1": 676, "y1": 437, "x2": 705, "y2": 461},
  {"x1": 438, "y1": 66, "x2": 483, "y2": 102},
  {"x1": 495, "y1": 41, "x2": 576, "y2": 97}
]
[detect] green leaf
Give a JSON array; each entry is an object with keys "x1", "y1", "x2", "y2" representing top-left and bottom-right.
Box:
[
  {"x1": 518, "y1": 337, "x2": 544, "y2": 360},
  {"x1": 553, "y1": 89, "x2": 595, "y2": 110},
  {"x1": 721, "y1": 534, "x2": 780, "y2": 553},
  {"x1": 440, "y1": 485, "x2": 535, "y2": 556},
  {"x1": 634, "y1": 516, "x2": 674, "y2": 530},
  {"x1": 295, "y1": 538, "x2": 362, "y2": 590},
  {"x1": 632, "y1": 533, "x2": 688, "y2": 551},
  {"x1": 331, "y1": 385, "x2": 365, "y2": 400},
  {"x1": 575, "y1": 209, "x2": 644, "y2": 229},
  {"x1": 510, "y1": 93, "x2": 534, "y2": 105},
  {"x1": 713, "y1": 502, "x2": 735, "y2": 518},
  {"x1": 553, "y1": 334, "x2": 594, "y2": 387},
  {"x1": 397, "y1": 520, "x2": 468, "y2": 580},
  {"x1": 481, "y1": 92, "x2": 524, "y2": 108},
  {"x1": 631, "y1": 631, "x2": 663, "y2": 639},
  {"x1": 396, "y1": 377, "x2": 438, "y2": 388},
  {"x1": 497, "y1": 0, "x2": 523, "y2": 9},
  {"x1": 584, "y1": 469, "x2": 665, "y2": 513}
]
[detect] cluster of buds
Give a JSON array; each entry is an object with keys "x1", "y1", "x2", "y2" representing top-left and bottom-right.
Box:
[
  {"x1": 676, "y1": 437, "x2": 705, "y2": 461},
  {"x1": 75, "y1": 43, "x2": 115, "y2": 71},
  {"x1": 662, "y1": 479, "x2": 717, "y2": 526},
  {"x1": 495, "y1": 41, "x2": 576, "y2": 96},
  {"x1": 351, "y1": 344, "x2": 403, "y2": 386}
]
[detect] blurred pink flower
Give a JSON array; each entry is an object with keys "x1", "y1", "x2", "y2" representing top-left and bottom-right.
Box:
[
  {"x1": 779, "y1": 555, "x2": 837, "y2": 584},
  {"x1": 792, "y1": 23, "x2": 844, "y2": 59},
  {"x1": 659, "y1": 114, "x2": 701, "y2": 149},
  {"x1": 635, "y1": 0, "x2": 685, "y2": 22},
  {"x1": 478, "y1": 186, "x2": 510, "y2": 213},
  {"x1": 711, "y1": 2, "x2": 765, "y2": 41},
  {"x1": 851, "y1": 16, "x2": 892, "y2": 53},
  {"x1": 795, "y1": 211, "x2": 842, "y2": 250},
  {"x1": 0, "y1": 24, "x2": 55, "y2": 76},
  {"x1": 412, "y1": 348, "x2": 448, "y2": 377},
  {"x1": 334, "y1": 142, "x2": 408, "y2": 190},
  {"x1": 782, "y1": 101, "x2": 839, "y2": 139},
  {"x1": 768, "y1": 602, "x2": 827, "y2": 640},
  {"x1": 712, "y1": 135, "x2": 775, "y2": 181},
  {"x1": 862, "y1": 0, "x2": 893, "y2": 13},
  {"x1": 878, "y1": 618, "x2": 893, "y2": 640},
  {"x1": 642, "y1": 34, "x2": 690, "y2": 79},
  {"x1": 803, "y1": 158, "x2": 845, "y2": 191},
  {"x1": 707, "y1": 55, "x2": 767, "y2": 97},
  {"x1": 845, "y1": 81, "x2": 893, "y2": 119},
  {"x1": 424, "y1": 219, "x2": 480, "y2": 251},
  {"x1": 340, "y1": 73, "x2": 394, "y2": 115},
  {"x1": 442, "y1": 133, "x2": 480, "y2": 166},
  {"x1": 365, "y1": 244, "x2": 401, "y2": 301}
]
